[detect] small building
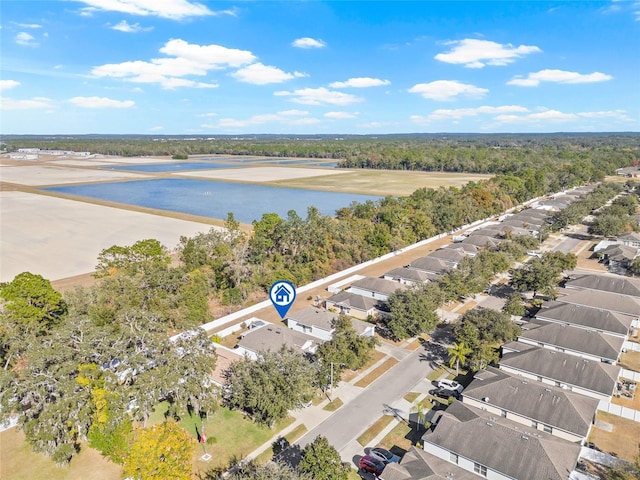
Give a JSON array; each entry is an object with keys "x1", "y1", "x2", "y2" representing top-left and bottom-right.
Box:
[
  {"x1": 564, "y1": 273, "x2": 640, "y2": 299},
  {"x1": 347, "y1": 277, "x2": 408, "y2": 302},
  {"x1": 380, "y1": 446, "x2": 478, "y2": 480},
  {"x1": 618, "y1": 232, "x2": 640, "y2": 248},
  {"x1": 422, "y1": 401, "x2": 581, "y2": 480},
  {"x1": 499, "y1": 342, "x2": 620, "y2": 401},
  {"x1": 235, "y1": 324, "x2": 318, "y2": 360},
  {"x1": 553, "y1": 288, "x2": 640, "y2": 317},
  {"x1": 463, "y1": 367, "x2": 599, "y2": 443},
  {"x1": 325, "y1": 291, "x2": 380, "y2": 320},
  {"x1": 535, "y1": 301, "x2": 634, "y2": 338},
  {"x1": 408, "y1": 256, "x2": 455, "y2": 275},
  {"x1": 383, "y1": 267, "x2": 437, "y2": 285},
  {"x1": 286, "y1": 306, "x2": 374, "y2": 341}
]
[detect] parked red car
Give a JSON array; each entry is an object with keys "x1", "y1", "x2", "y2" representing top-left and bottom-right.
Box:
[{"x1": 359, "y1": 455, "x2": 385, "y2": 475}]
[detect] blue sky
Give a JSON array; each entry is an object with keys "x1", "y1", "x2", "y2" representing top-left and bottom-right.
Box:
[{"x1": 1, "y1": 0, "x2": 638, "y2": 134}]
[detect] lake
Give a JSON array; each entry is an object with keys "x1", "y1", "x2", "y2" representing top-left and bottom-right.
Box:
[
  {"x1": 102, "y1": 162, "x2": 240, "y2": 172},
  {"x1": 43, "y1": 178, "x2": 381, "y2": 224}
]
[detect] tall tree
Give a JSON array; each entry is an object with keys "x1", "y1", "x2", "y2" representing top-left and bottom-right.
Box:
[
  {"x1": 123, "y1": 419, "x2": 195, "y2": 480},
  {"x1": 299, "y1": 435, "x2": 351, "y2": 480},
  {"x1": 447, "y1": 342, "x2": 472, "y2": 376},
  {"x1": 386, "y1": 283, "x2": 441, "y2": 340}
]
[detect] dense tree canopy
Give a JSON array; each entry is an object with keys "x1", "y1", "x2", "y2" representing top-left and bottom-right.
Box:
[{"x1": 299, "y1": 435, "x2": 351, "y2": 480}]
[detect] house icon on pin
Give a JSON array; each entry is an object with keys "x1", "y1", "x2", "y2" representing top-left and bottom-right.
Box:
[{"x1": 274, "y1": 284, "x2": 291, "y2": 303}]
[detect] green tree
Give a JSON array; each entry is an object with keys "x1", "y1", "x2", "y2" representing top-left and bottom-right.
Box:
[
  {"x1": 502, "y1": 292, "x2": 526, "y2": 317},
  {"x1": 223, "y1": 347, "x2": 316, "y2": 426},
  {"x1": 299, "y1": 435, "x2": 351, "y2": 480},
  {"x1": 123, "y1": 419, "x2": 195, "y2": 480},
  {"x1": 447, "y1": 342, "x2": 472, "y2": 376},
  {"x1": 95, "y1": 239, "x2": 170, "y2": 277},
  {"x1": 386, "y1": 284, "x2": 441, "y2": 340},
  {"x1": 0, "y1": 271, "x2": 66, "y2": 333},
  {"x1": 206, "y1": 460, "x2": 309, "y2": 480}
]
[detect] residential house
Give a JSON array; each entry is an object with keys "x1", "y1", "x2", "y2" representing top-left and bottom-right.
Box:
[
  {"x1": 286, "y1": 306, "x2": 374, "y2": 341},
  {"x1": 535, "y1": 302, "x2": 633, "y2": 338},
  {"x1": 517, "y1": 322, "x2": 624, "y2": 364},
  {"x1": 439, "y1": 243, "x2": 480, "y2": 257},
  {"x1": 381, "y1": 446, "x2": 478, "y2": 480},
  {"x1": 348, "y1": 277, "x2": 408, "y2": 302},
  {"x1": 408, "y1": 256, "x2": 456, "y2": 275},
  {"x1": 383, "y1": 267, "x2": 438, "y2": 285},
  {"x1": 235, "y1": 324, "x2": 318, "y2": 360},
  {"x1": 499, "y1": 342, "x2": 620, "y2": 400},
  {"x1": 460, "y1": 235, "x2": 502, "y2": 249},
  {"x1": 426, "y1": 248, "x2": 467, "y2": 265},
  {"x1": 325, "y1": 290, "x2": 379, "y2": 320},
  {"x1": 598, "y1": 244, "x2": 638, "y2": 272},
  {"x1": 422, "y1": 401, "x2": 581, "y2": 480},
  {"x1": 564, "y1": 273, "x2": 640, "y2": 299},
  {"x1": 618, "y1": 232, "x2": 640, "y2": 248},
  {"x1": 463, "y1": 366, "x2": 599, "y2": 443},
  {"x1": 553, "y1": 288, "x2": 640, "y2": 317}
]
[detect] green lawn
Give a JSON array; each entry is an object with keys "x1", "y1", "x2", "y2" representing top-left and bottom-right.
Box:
[{"x1": 357, "y1": 415, "x2": 395, "y2": 446}]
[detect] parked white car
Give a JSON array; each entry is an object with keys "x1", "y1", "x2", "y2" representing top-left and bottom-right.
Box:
[{"x1": 437, "y1": 379, "x2": 464, "y2": 393}]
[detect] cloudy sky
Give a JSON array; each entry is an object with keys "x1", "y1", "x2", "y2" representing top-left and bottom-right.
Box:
[{"x1": 1, "y1": 0, "x2": 638, "y2": 134}]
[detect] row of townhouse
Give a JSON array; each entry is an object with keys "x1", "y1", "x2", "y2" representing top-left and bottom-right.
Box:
[{"x1": 383, "y1": 272, "x2": 640, "y2": 480}]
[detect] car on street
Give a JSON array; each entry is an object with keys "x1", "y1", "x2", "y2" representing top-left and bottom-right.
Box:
[
  {"x1": 359, "y1": 455, "x2": 385, "y2": 475},
  {"x1": 436, "y1": 379, "x2": 464, "y2": 393},
  {"x1": 369, "y1": 447, "x2": 400, "y2": 464},
  {"x1": 429, "y1": 387, "x2": 459, "y2": 400}
]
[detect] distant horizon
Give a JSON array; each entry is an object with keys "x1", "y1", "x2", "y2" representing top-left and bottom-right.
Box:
[{"x1": 2, "y1": 1, "x2": 638, "y2": 134}]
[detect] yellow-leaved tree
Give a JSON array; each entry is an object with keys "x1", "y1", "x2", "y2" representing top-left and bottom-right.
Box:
[{"x1": 123, "y1": 419, "x2": 195, "y2": 480}]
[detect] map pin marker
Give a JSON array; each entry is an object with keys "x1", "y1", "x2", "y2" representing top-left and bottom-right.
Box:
[{"x1": 269, "y1": 280, "x2": 296, "y2": 319}]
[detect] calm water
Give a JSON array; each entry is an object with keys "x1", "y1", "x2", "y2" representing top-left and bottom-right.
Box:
[
  {"x1": 102, "y1": 162, "x2": 240, "y2": 172},
  {"x1": 44, "y1": 178, "x2": 381, "y2": 223}
]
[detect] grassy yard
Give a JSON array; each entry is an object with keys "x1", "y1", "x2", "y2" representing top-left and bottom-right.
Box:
[
  {"x1": 253, "y1": 423, "x2": 308, "y2": 465},
  {"x1": 355, "y1": 357, "x2": 399, "y2": 388},
  {"x1": 342, "y1": 350, "x2": 385, "y2": 382},
  {"x1": 357, "y1": 415, "x2": 395, "y2": 446},
  {"x1": 588, "y1": 411, "x2": 640, "y2": 462},
  {"x1": 0, "y1": 428, "x2": 122, "y2": 480},
  {"x1": 619, "y1": 351, "x2": 640, "y2": 372},
  {"x1": 323, "y1": 397, "x2": 344, "y2": 411}
]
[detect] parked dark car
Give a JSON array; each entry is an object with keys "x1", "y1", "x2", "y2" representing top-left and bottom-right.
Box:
[
  {"x1": 359, "y1": 455, "x2": 385, "y2": 475},
  {"x1": 429, "y1": 387, "x2": 459, "y2": 400},
  {"x1": 370, "y1": 447, "x2": 400, "y2": 464}
]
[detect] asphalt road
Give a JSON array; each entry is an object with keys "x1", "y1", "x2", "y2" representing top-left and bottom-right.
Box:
[{"x1": 294, "y1": 345, "x2": 434, "y2": 453}]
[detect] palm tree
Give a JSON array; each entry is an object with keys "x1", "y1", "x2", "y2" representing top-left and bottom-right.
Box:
[{"x1": 447, "y1": 342, "x2": 472, "y2": 376}]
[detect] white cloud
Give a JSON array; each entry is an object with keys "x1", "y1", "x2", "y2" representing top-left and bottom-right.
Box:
[
  {"x1": 232, "y1": 63, "x2": 307, "y2": 85},
  {"x1": 216, "y1": 109, "x2": 316, "y2": 128},
  {"x1": 435, "y1": 39, "x2": 541, "y2": 68},
  {"x1": 494, "y1": 108, "x2": 634, "y2": 124},
  {"x1": 15, "y1": 32, "x2": 38, "y2": 46},
  {"x1": 0, "y1": 97, "x2": 54, "y2": 110},
  {"x1": 324, "y1": 111, "x2": 358, "y2": 119},
  {"x1": 69, "y1": 96, "x2": 135, "y2": 108},
  {"x1": 0, "y1": 80, "x2": 21, "y2": 91},
  {"x1": 292, "y1": 37, "x2": 326, "y2": 49},
  {"x1": 74, "y1": 0, "x2": 226, "y2": 19},
  {"x1": 148, "y1": 126, "x2": 164, "y2": 131},
  {"x1": 408, "y1": 80, "x2": 488, "y2": 101},
  {"x1": 16, "y1": 23, "x2": 42, "y2": 29},
  {"x1": 274, "y1": 87, "x2": 362, "y2": 105},
  {"x1": 110, "y1": 20, "x2": 153, "y2": 33},
  {"x1": 411, "y1": 105, "x2": 529, "y2": 123},
  {"x1": 507, "y1": 69, "x2": 613, "y2": 86},
  {"x1": 196, "y1": 112, "x2": 218, "y2": 117},
  {"x1": 91, "y1": 38, "x2": 254, "y2": 89},
  {"x1": 329, "y1": 77, "x2": 391, "y2": 88}
]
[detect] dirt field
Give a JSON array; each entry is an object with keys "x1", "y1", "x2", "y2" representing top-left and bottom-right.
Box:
[{"x1": 588, "y1": 411, "x2": 640, "y2": 462}]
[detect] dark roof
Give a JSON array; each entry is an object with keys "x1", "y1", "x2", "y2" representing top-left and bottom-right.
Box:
[
  {"x1": 381, "y1": 446, "x2": 478, "y2": 480},
  {"x1": 535, "y1": 302, "x2": 633, "y2": 336},
  {"x1": 464, "y1": 366, "x2": 599, "y2": 437},
  {"x1": 237, "y1": 324, "x2": 317, "y2": 355},
  {"x1": 600, "y1": 244, "x2": 638, "y2": 262},
  {"x1": 350, "y1": 277, "x2": 409, "y2": 296},
  {"x1": 499, "y1": 343, "x2": 620, "y2": 396},
  {"x1": 618, "y1": 232, "x2": 640, "y2": 243},
  {"x1": 287, "y1": 306, "x2": 371, "y2": 335},
  {"x1": 460, "y1": 235, "x2": 501, "y2": 248},
  {"x1": 426, "y1": 249, "x2": 466, "y2": 263},
  {"x1": 501, "y1": 219, "x2": 542, "y2": 230},
  {"x1": 565, "y1": 273, "x2": 640, "y2": 298},
  {"x1": 383, "y1": 267, "x2": 437, "y2": 283},
  {"x1": 326, "y1": 290, "x2": 379, "y2": 312},
  {"x1": 440, "y1": 243, "x2": 480, "y2": 255},
  {"x1": 515, "y1": 208, "x2": 550, "y2": 220},
  {"x1": 422, "y1": 402, "x2": 581, "y2": 480},
  {"x1": 474, "y1": 225, "x2": 533, "y2": 238},
  {"x1": 409, "y1": 256, "x2": 455, "y2": 274},
  {"x1": 518, "y1": 323, "x2": 624, "y2": 361},
  {"x1": 554, "y1": 288, "x2": 640, "y2": 317}
]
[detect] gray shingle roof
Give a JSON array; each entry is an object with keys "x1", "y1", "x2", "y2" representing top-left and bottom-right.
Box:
[
  {"x1": 554, "y1": 288, "x2": 640, "y2": 317},
  {"x1": 409, "y1": 256, "x2": 455, "y2": 274},
  {"x1": 565, "y1": 273, "x2": 640, "y2": 298},
  {"x1": 350, "y1": 277, "x2": 409, "y2": 296},
  {"x1": 464, "y1": 366, "x2": 599, "y2": 437},
  {"x1": 422, "y1": 402, "x2": 581, "y2": 480},
  {"x1": 519, "y1": 323, "x2": 624, "y2": 361},
  {"x1": 440, "y1": 243, "x2": 480, "y2": 255},
  {"x1": 499, "y1": 343, "x2": 620, "y2": 396},
  {"x1": 536, "y1": 302, "x2": 633, "y2": 336},
  {"x1": 287, "y1": 306, "x2": 371, "y2": 335},
  {"x1": 426, "y1": 249, "x2": 466, "y2": 263},
  {"x1": 237, "y1": 324, "x2": 317, "y2": 355},
  {"x1": 600, "y1": 244, "x2": 638, "y2": 262},
  {"x1": 326, "y1": 290, "x2": 379, "y2": 312},
  {"x1": 460, "y1": 235, "x2": 501, "y2": 248},
  {"x1": 381, "y1": 446, "x2": 478, "y2": 480},
  {"x1": 383, "y1": 267, "x2": 439, "y2": 283}
]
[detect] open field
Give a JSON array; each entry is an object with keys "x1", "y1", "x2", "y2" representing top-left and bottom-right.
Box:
[
  {"x1": 588, "y1": 411, "x2": 640, "y2": 462},
  {"x1": 272, "y1": 169, "x2": 493, "y2": 196}
]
